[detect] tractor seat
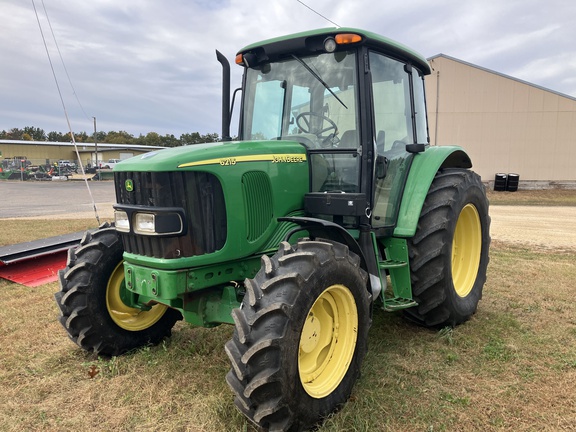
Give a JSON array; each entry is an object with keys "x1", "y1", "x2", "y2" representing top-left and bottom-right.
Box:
[{"x1": 339, "y1": 130, "x2": 359, "y2": 148}]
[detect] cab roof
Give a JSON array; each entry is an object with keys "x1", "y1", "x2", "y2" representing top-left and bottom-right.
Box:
[{"x1": 237, "y1": 27, "x2": 431, "y2": 75}]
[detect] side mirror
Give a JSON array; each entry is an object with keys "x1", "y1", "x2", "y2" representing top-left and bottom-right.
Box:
[{"x1": 376, "y1": 155, "x2": 388, "y2": 179}]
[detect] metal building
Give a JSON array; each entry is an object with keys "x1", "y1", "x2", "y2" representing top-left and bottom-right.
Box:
[
  {"x1": 426, "y1": 54, "x2": 576, "y2": 187},
  {"x1": 0, "y1": 140, "x2": 165, "y2": 169}
]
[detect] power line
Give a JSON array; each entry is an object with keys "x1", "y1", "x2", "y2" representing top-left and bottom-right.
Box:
[
  {"x1": 40, "y1": 0, "x2": 91, "y2": 121},
  {"x1": 296, "y1": 0, "x2": 340, "y2": 28},
  {"x1": 32, "y1": 0, "x2": 100, "y2": 224}
]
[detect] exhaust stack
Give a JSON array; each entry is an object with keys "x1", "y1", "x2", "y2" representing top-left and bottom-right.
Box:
[{"x1": 216, "y1": 50, "x2": 231, "y2": 142}]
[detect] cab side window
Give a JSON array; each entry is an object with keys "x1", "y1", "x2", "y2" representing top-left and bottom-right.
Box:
[
  {"x1": 369, "y1": 52, "x2": 414, "y2": 227},
  {"x1": 370, "y1": 53, "x2": 413, "y2": 153}
]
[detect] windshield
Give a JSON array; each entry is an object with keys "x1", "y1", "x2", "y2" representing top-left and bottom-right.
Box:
[{"x1": 241, "y1": 51, "x2": 359, "y2": 149}]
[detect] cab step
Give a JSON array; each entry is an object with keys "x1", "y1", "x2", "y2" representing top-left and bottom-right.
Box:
[
  {"x1": 382, "y1": 297, "x2": 418, "y2": 311},
  {"x1": 379, "y1": 259, "x2": 407, "y2": 270}
]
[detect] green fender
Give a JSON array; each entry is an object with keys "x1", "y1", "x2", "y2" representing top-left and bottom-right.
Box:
[{"x1": 393, "y1": 146, "x2": 472, "y2": 238}]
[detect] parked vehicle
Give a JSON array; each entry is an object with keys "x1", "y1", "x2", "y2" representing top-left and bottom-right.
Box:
[
  {"x1": 58, "y1": 160, "x2": 76, "y2": 170},
  {"x1": 103, "y1": 159, "x2": 122, "y2": 169}
]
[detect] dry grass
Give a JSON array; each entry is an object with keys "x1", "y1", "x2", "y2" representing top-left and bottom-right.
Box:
[
  {"x1": 0, "y1": 278, "x2": 240, "y2": 431},
  {"x1": 0, "y1": 219, "x2": 103, "y2": 247},
  {"x1": 1, "y1": 243, "x2": 574, "y2": 431},
  {"x1": 1, "y1": 190, "x2": 575, "y2": 431},
  {"x1": 487, "y1": 188, "x2": 576, "y2": 206}
]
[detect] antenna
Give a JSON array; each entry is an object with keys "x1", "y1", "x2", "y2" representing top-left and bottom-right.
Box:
[{"x1": 296, "y1": 0, "x2": 341, "y2": 28}]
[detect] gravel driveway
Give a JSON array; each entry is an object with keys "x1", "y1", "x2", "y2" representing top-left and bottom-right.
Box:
[
  {"x1": 1, "y1": 180, "x2": 116, "y2": 220},
  {"x1": 489, "y1": 205, "x2": 576, "y2": 251}
]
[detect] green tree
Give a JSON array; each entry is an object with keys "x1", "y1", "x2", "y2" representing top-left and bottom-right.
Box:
[
  {"x1": 201, "y1": 132, "x2": 220, "y2": 143},
  {"x1": 6, "y1": 128, "x2": 24, "y2": 140},
  {"x1": 105, "y1": 130, "x2": 135, "y2": 144},
  {"x1": 143, "y1": 132, "x2": 161, "y2": 146},
  {"x1": 94, "y1": 131, "x2": 107, "y2": 142},
  {"x1": 180, "y1": 132, "x2": 220, "y2": 145},
  {"x1": 73, "y1": 131, "x2": 89, "y2": 142},
  {"x1": 180, "y1": 132, "x2": 202, "y2": 145},
  {"x1": 23, "y1": 126, "x2": 46, "y2": 141},
  {"x1": 1, "y1": 126, "x2": 224, "y2": 146},
  {"x1": 159, "y1": 134, "x2": 180, "y2": 147},
  {"x1": 47, "y1": 131, "x2": 66, "y2": 142}
]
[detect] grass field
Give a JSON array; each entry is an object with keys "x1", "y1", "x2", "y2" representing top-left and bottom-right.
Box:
[{"x1": 1, "y1": 191, "x2": 575, "y2": 431}]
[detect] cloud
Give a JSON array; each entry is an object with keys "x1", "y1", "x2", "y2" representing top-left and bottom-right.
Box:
[{"x1": 2, "y1": 0, "x2": 576, "y2": 138}]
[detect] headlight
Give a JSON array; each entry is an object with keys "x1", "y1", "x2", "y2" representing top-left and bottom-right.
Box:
[
  {"x1": 134, "y1": 212, "x2": 184, "y2": 236},
  {"x1": 113, "y1": 205, "x2": 186, "y2": 236},
  {"x1": 115, "y1": 210, "x2": 130, "y2": 232},
  {"x1": 134, "y1": 213, "x2": 156, "y2": 234}
]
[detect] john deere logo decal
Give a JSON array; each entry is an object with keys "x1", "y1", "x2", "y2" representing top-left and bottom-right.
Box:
[{"x1": 125, "y1": 179, "x2": 134, "y2": 192}]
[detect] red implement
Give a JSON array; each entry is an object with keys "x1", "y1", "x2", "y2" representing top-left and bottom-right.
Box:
[
  {"x1": 0, "y1": 230, "x2": 91, "y2": 287},
  {"x1": 0, "y1": 251, "x2": 67, "y2": 287}
]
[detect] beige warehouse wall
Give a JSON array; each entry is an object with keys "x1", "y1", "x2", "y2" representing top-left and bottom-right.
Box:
[
  {"x1": 0, "y1": 143, "x2": 77, "y2": 162},
  {"x1": 0, "y1": 143, "x2": 149, "y2": 166},
  {"x1": 426, "y1": 56, "x2": 576, "y2": 181}
]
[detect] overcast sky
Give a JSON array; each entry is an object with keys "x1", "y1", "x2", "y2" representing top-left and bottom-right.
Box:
[{"x1": 2, "y1": 0, "x2": 575, "y2": 138}]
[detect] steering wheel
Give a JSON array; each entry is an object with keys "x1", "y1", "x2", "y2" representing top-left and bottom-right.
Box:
[{"x1": 295, "y1": 112, "x2": 338, "y2": 138}]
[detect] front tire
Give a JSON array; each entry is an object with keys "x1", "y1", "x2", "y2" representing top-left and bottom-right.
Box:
[
  {"x1": 405, "y1": 168, "x2": 490, "y2": 327},
  {"x1": 55, "y1": 223, "x2": 181, "y2": 356},
  {"x1": 225, "y1": 240, "x2": 371, "y2": 431}
]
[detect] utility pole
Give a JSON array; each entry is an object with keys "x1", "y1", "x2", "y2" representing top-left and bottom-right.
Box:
[{"x1": 93, "y1": 117, "x2": 98, "y2": 171}]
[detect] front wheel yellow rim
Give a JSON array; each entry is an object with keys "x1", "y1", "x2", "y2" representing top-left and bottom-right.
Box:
[
  {"x1": 452, "y1": 204, "x2": 482, "y2": 297},
  {"x1": 106, "y1": 262, "x2": 168, "y2": 331},
  {"x1": 298, "y1": 284, "x2": 358, "y2": 398}
]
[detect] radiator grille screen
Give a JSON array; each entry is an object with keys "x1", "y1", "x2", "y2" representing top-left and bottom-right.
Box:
[
  {"x1": 242, "y1": 171, "x2": 273, "y2": 242},
  {"x1": 114, "y1": 171, "x2": 227, "y2": 259}
]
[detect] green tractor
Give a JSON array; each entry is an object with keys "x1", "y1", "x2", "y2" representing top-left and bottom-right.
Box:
[{"x1": 56, "y1": 28, "x2": 490, "y2": 431}]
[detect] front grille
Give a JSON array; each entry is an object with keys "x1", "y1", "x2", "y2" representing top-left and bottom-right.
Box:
[{"x1": 114, "y1": 171, "x2": 227, "y2": 259}]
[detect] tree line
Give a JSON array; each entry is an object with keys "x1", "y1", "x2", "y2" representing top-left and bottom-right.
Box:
[{"x1": 0, "y1": 126, "x2": 223, "y2": 147}]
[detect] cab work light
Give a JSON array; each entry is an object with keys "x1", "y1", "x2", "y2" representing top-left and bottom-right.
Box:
[
  {"x1": 323, "y1": 37, "x2": 337, "y2": 53},
  {"x1": 325, "y1": 33, "x2": 362, "y2": 52}
]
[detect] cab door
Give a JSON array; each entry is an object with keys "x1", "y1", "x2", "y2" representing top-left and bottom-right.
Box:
[{"x1": 369, "y1": 51, "x2": 429, "y2": 228}]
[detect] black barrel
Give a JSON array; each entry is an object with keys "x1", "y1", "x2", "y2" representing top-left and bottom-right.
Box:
[
  {"x1": 494, "y1": 173, "x2": 507, "y2": 191},
  {"x1": 507, "y1": 173, "x2": 520, "y2": 192}
]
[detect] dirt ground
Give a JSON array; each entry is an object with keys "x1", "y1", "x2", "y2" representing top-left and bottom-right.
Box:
[{"x1": 490, "y1": 205, "x2": 576, "y2": 251}]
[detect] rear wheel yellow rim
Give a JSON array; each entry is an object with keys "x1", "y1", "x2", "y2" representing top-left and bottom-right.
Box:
[
  {"x1": 106, "y1": 262, "x2": 168, "y2": 331},
  {"x1": 298, "y1": 284, "x2": 358, "y2": 398},
  {"x1": 452, "y1": 204, "x2": 482, "y2": 297}
]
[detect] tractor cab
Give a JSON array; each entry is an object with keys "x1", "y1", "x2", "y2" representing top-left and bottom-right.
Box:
[{"x1": 236, "y1": 28, "x2": 431, "y2": 229}]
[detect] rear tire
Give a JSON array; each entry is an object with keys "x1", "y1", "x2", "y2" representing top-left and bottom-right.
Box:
[
  {"x1": 225, "y1": 240, "x2": 371, "y2": 431},
  {"x1": 405, "y1": 168, "x2": 490, "y2": 327},
  {"x1": 55, "y1": 223, "x2": 181, "y2": 356}
]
